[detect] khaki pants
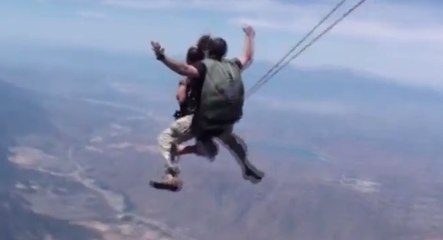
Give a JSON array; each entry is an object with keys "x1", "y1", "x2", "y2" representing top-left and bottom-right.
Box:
[
  {"x1": 158, "y1": 114, "x2": 195, "y2": 174},
  {"x1": 157, "y1": 114, "x2": 252, "y2": 175}
]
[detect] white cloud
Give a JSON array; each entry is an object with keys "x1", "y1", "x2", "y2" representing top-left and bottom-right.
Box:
[
  {"x1": 100, "y1": 0, "x2": 358, "y2": 22},
  {"x1": 226, "y1": 1, "x2": 443, "y2": 89},
  {"x1": 101, "y1": 0, "x2": 443, "y2": 89},
  {"x1": 228, "y1": 1, "x2": 443, "y2": 44},
  {"x1": 101, "y1": 0, "x2": 443, "y2": 46},
  {"x1": 332, "y1": 20, "x2": 443, "y2": 43},
  {"x1": 19, "y1": 0, "x2": 443, "y2": 89},
  {"x1": 102, "y1": 0, "x2": 183, "y2": 9},
  {"x1": 100, "y1": 0, "x2": 443, "y2": 45},
  {"x1": 230, "y1": 16, "x2": 443, "y2": 44},
  {"x1": 75, "y1": 10, "x2": 107, "y2": 20},
  {"x1": 102, "y1": 0, "x2": 301, "y2": 13}
]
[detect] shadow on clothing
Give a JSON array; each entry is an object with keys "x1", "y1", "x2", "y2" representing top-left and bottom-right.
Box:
[{"x1": 215, "y1": 132, "x2": 265, "y2": 183}]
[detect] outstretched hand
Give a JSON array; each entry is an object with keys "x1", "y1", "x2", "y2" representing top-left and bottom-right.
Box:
[
  {"x1": 242, "y1": 25, "x2": 255, "y2": 37},
  {"x1": 150, "y1": 41, "x2": 165, "y2": 60}
]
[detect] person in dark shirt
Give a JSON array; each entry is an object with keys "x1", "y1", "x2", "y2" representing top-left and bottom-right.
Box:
[
  {"x1": 173, "y1": 35, "x2": 210, "y2": 119},
  {"x1": 154, "y1": 35, "x2": 210, "y2": 191}
]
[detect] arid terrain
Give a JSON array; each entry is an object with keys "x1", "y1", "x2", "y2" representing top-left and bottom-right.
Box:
[{"x1": 1, "y1": 47, "x2": 443, "y2": 240}]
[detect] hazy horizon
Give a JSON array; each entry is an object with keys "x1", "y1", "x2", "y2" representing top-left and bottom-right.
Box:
[{"x1": 1, "y1": 0, "x2": 443, "y2": 239}]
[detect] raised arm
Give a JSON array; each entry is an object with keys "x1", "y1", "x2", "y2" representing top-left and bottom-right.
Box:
[
  {"x1": 237, "y1": 25, "x2": 255, "y2": 71},
  {"x1": 150, "y1": 41, "x2": 200, "y2": 79}
]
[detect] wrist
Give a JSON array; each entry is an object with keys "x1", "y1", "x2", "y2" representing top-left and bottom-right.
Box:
[{"x1": 156, "y1": 52, "x2": 166, "y2": 61}]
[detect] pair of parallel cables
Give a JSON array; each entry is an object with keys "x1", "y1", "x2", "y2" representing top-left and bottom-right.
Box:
[{"x1": 245, "y1": 0, "x2": 369, "y2": 98}]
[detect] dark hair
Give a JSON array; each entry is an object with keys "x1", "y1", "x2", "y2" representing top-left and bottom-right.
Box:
[
  {"x1": 196, "y1": 34, "x2": 212, "y2": 52},
  {"x1": 186, "y1": 46, "x2": 204, "y2": 64},
  {"x1": 208, "y1": 37, "x2": 227, "y2": 60}
]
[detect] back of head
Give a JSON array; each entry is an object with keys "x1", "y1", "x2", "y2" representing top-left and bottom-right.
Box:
[
  {"x1": 186, "y1": 46, "x2": 204, "y2": 64},
  {"x1": 208, "y1": 37, "x2": 227, "y2": 61},
  {"x1": 196, "y1": 34, "x2": 212, "y2": 53}
]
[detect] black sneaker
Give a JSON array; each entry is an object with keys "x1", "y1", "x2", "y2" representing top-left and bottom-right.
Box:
[
  {"x1": 244, "y1": 167, "x2": 264, "y2": 183},
  {"x1": 149, "y1": 174, "x2": 183, "y2": 192}
]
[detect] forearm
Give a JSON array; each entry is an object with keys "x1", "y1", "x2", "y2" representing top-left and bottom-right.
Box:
[
  {"x1": 163, "y1": 55, "x2": 200, "y2": 79},
  {"x1": 239, "y1": 34, "x2": 254, "y2": 69},
  {"x1": 159, "y1": 55, "x2": 192, "y2": 76},
  {"x1": 244, "y1": 34, "x2": 254, "y2": 63}
]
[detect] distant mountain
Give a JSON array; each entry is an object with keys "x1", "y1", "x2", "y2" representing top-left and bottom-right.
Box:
[
  {"x1": 0, "y1": 80, "x2": 53, "y2": 184},
  {"x1": 3, "y1": 44, "x2": 443, "y2": 116},
  {"x1": 241, "y1": 61, "x2": 443, "y2": 110},
  {"x1": 0, "y1": 79, "x2": 100, "y2": 240},
  {"x1": 2, "y1": 44, "x2": 443, "y2": 153},
  {"x1": 2, "y1": 44, "x2": 443, "y2": 161},
  {"x1": 1, "y1": 45, "x2": 443, "y2": 240},
  {"x1": 0, "y1": 80, "x2": 54, "y2": 139},
  {"x1": 3, "y1": 44, "x2": 443, "y2": 107}
]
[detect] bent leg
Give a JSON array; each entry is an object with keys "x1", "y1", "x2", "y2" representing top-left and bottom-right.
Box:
[
  {"x1": 175, "y1": 138, "x2": 218, "y2": 162},
  {"x1": 195, "y1": 137, "x2": 218, "y2": 161},
  {"x1": 218, "y1": 127, "x2": 264, "y2": 183},
  {"x1": 176, "y1": 144, "x2": 197, "y2": 155}
]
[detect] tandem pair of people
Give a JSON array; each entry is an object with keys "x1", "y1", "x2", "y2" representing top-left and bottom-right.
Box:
[{"x1": 149, "y1": 25, "x2": 264, "y2": 192}]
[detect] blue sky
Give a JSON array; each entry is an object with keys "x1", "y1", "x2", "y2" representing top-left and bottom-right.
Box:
[{"x1": 1, "y1": 0, "x2": 443, "y2": 89}]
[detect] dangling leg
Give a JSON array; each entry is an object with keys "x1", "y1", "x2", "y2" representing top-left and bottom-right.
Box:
[
  {"x1": 217, "y1": 126, "x2": 264, "y2": 183},
  {"x1": 150, "y1": 115, "x2": 194, "y2": 191},
  {"x1": 194, "y1": 136, "x2": 218, "y2": 162}
]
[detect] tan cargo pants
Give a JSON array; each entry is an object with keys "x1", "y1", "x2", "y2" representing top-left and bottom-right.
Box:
[{"x1": 157, "y1": 114, "x2": 252, "y2": 176}]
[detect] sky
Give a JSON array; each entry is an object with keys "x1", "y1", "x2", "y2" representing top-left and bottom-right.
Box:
[{"x1": 1, "y1": 0, "x2": 442, "y2": 89}]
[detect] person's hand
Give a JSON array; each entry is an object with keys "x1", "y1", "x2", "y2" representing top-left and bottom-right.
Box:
[
  {"x1": 150, "y1": 41, "x2": 165, "y2": 60},
  {"x1": 242, "y1": 25, "x2": 255, "y2": 37}
]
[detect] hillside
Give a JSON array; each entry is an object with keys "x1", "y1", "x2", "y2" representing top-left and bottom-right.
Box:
[
  {"x1": 0, "y1": 45, "x2": 443, "y2": 240},
  {"x1": 0, "y1": 80, "x2": 102, "y2": 239}
]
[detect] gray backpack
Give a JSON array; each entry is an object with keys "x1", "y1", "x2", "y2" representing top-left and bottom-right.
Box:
[{"x1": 192, "y1": 58, "x2": 244, "y2": 137}]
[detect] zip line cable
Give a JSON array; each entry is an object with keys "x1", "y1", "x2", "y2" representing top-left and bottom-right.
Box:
[
  {"x1": 246, "y1": 0, "x2": 347, "y2": 95},
  {"x1": 245, "y1": 0, "x2": 368, "y2": 98}
]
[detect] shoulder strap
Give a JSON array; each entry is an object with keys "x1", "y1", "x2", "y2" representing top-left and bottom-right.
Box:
[{"x1": 201, "y1": 58, "x2": 215, "y2": 66}]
